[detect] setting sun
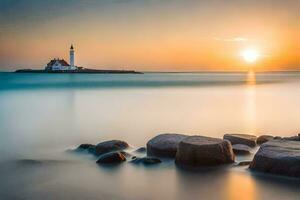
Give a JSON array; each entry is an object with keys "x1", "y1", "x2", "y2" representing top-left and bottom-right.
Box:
[{"x1": 241, "y1": 48, "x2": 260, "y2": 63}]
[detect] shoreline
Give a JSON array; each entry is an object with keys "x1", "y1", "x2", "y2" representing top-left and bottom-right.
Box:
[
  {"x1": 7, "y1": 69, "x2": 300, "y2": 74},
  {"x1": 14, "y1": 68, "x2": 143, "y2": 74}
]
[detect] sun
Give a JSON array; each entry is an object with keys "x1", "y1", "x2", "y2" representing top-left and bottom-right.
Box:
[{"x1": 241, "y1": 48, "x2": 260, "y2": 63}]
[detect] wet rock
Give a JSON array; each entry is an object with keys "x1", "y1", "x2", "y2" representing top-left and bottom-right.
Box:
[
  {"x1": 249, "y1": 139, "x2": 300, "y2": 177},
  {"x1": 94, "y1": 140, "x2": 129, "y2": 156},
  {"x1": 131, "y1": 157, "x2": 162, "y2": 165},
  {"x1": 223, "y1": 134, "x2": 257, "y2": 147},
  {"x1": 232, "y1": 144, "x2": 252, "y2": 155},
  {"x1": 76, "y1": 144, "x2": 96, "y2": 153},
  {"x1": 257, "y1": 135, "x2": 274, "y2": 145},
  {"x1": 135, "y1": 147, "x2": 146, "y2": 153},
  {"x1": 147, "y1": 133, "x2": 188, "y2": 158},
  {"x1": 77, "y1": 144, "x2": 95, "y2": 150},
  {"x1": 237, "y1": 161, "x2": 252, "y2": 166},
  {"x1": 175, "y1": 136, "x2": 235, "y2": 167},
  {"x1": 96, "y1": 152, "x2": 126, "y2": 165}
]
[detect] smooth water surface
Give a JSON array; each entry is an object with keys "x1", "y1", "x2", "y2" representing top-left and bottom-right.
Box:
[{"x1": 0, "y1": 72, "x2": 299, "y2": 200}]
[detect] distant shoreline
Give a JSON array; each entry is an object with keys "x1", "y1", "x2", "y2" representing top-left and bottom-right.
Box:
[
  {"x1": 14, "y1": 68, "x2": 143, "y2": 74},
  {"x1": 3, "y1": 69, "x2": 300, "y2": 74}
]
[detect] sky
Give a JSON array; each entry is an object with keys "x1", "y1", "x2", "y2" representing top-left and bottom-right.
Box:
[{"x1": 0, "y1": 0, "x2": 299, "y2": 71}]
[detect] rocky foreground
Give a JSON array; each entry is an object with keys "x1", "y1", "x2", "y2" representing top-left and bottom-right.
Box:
[
  {"x1": 250, "y1": 139, "x2": 300, "y2": 177},
  {"x1": 73, "y1": 133, "x2": 300, "y2": 178}
]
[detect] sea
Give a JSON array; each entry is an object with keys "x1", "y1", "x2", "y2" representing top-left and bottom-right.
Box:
[{"x1": 0, "y1": 72, "x2": 299, "y2": 200}]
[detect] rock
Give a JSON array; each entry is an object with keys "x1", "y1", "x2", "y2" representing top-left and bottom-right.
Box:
[
  {"x1": 249, "y1": 139, "x2": 300, "y2": 177},
  {"x1": 94, "y1": 140, "x2": 129, "y2": 156},
  {"x1": 77, "y1": 144, "x2": 95, "y2": 150},
  {"x1": 120, "y1": 151, "x2": 132, "y2": 158},
  {"x1": 175, "y1": 136, "x2": 235, "y2": 167},
  {"x1": 135, "y1": 147, "x2": 146, "y2": 153},
  {"x1": 131, "y1": 157, "x2": 162, "y2": 165},
  {"x1": 223, "y1": 134, "x2": 257, "y2": 147},
  {"x1": 147, "y1": 133, "x2": 188, "y2": 158},
  {"x1": 96, "y1": 152, "x2": 126, "y2": 165},
  {"x1": 237, "y1": 161, "x2": 252, "y2": 166},
  {"x1": 283, "y1": 134, "x2": 300, "y2": 141},
  {"x1": 257, "y1": 135, "x2": 274, "y2": 145},
  {"x1": 232, "y1": 144, "x2": 252, "y2": 155},
  {"x1": 76, "y1": 144, "x2": 96, "y2": 153}
]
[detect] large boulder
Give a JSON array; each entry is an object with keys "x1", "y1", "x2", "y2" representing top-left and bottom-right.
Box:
[
  {"x1": 257, "y1": 135, "x2": 274, "y2": 145},
  {"x1": 175, "y1": 136, "x2": 235, "y2": 167},
  {"x1": 96, "y1": 152, "x2": 126, "y2": 165},
  {"x1": 147, "y1": 133, "x2": 187, "y2": 158},
  {"x1": 223, "y1": 134, "x2": 257, "y2": 147},
  {"x1": 249, "y1": 139, "x2": 300, "y2": 177},
  {"x1": 94, "y1": 140, "x2": 129, "y2": 156},
  {"x1": 232, "y1": 144, "x2": 252, "y2": 155}
]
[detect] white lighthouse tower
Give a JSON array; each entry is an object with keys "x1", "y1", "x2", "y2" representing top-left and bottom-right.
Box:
[{"x1": 69, "y1": 44, "x2": 75, "y2": 70}]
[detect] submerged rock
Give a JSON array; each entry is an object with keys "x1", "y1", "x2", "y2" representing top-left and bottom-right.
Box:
[
  {"x1": 131, "y1": 157, "x2": 162, "y2": 165},
  {"x1": 257, "y1": 135, "x2": 274, "y2": 145},
  {"x1": 96, "y1": 152, "x2": 126, "y2": 165},
  {"x1": 175, "y1": 136, "x2": 235, "y2": 167},
  {"x1": 76, "y1": 144, "x2": 96, "y2": 153},
  {"x1": 237, "y1": 161, "x2": 252, "y2": 166},
  {"x1": 94, "y1": 140, "x2": 129, "y2": 156},
  {"x1": 147, "y1": 133, "x2": 187, "y2": 158},
  {"x1": 135, "y1": 147, "x2": 147, "y2": 153},
  {"x1": 120, "y1": 151, "x2": 132, "y2": 158},
  {"x1": 77, "y1": 144, "x2": 95, "y2": 150},
  {"x1": 232, "y1": 144, "x2": 252, "y2": 155},
  {"x1": 249, "y1": 139, "x2": 300, "y2": 177},
  {"x1": 223, "y1": 134, "x2": 257, "y2": 147}
]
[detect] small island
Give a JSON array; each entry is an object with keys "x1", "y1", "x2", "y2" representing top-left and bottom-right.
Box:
[
  {"x1": 15, "y1": 68, "x2": 142, "y2": 74},
  {"x1": 15, "y1": 44, "x2": 142, "y2": 74}
]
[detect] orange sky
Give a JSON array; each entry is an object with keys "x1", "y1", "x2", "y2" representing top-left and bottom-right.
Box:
[{"x1": 0, "y1": 0, "x2": 299, "y2": 71}]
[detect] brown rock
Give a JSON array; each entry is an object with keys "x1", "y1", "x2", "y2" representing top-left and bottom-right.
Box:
[
  {"x1": 147, "y1": 133, "x2": 187, "y2": 158},
  {"x1": 232, "y1": 144, "x2": 252, "y2": 155},
  {"x1": 257, "y1": 135, "x2": 274, "y2": 145},
  {"x1": 249, "y1": 139, "x2": 300, "y2": 177},
  {"x1": 94, "y1": 140, "x2": 129, "y2": 156},
  {"x1": 175, "y1": 136, "x2": 235, "y2": 167},
  {"x1": 223, "y1": 134, "x2": 257, "y2": 147},
  {"x1": 96, "y1": 152, "x2": 126, "y2": 165}
]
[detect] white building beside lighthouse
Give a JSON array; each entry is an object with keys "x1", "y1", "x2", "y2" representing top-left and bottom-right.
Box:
[{"x1": 45, "y1": 45, "x2": 77, "y2": 71}]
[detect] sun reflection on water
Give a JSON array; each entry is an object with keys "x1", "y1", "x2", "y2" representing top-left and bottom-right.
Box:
[
  {"x1": 247, "y1": 70, "x2": 256, "y2": 85},
  {"x1": 245, "y1": 70, "x2": 257, "y2": 133},
  {"x1": 225, "y1": 172, "x2": 257, "y2": 200}
]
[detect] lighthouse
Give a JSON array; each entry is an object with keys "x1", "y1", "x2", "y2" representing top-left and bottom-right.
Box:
[
  {"x1": 69, "y1": 44, "x2": 75, "y2": 69},
  {"x1": 44, "y1": 45, "x2": 78, "y2": 71}
]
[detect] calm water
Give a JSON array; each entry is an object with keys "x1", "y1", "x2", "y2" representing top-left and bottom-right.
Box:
[{"x1": 0, "y1": 72, "x2": 299, "y2": 200}]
